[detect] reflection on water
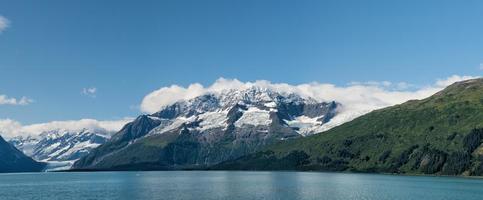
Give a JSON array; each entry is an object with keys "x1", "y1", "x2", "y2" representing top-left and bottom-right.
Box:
[{"x1": 1, "y1": 171, "x2": 483, "y2": 200}]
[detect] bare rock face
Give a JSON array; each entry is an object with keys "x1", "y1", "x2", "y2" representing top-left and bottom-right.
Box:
[{"x1": 73, "y1": 87, "x2": 341, "y2": 170}]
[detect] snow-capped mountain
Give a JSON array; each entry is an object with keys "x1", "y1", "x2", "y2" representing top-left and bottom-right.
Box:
[
  {"x1": 74, "y1": 87, "x2": 341, "y2": 170},
  {"x1": 149, "y1": 87, "x2": 339, "y2": 136},
  {"x1": 10, "y1": 129, "x2": 109, "y2": 163}
]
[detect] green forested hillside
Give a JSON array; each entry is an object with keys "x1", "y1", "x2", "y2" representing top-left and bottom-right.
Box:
[{"x1": 216, "y1": 78, "x2": 483, "y2": 176}]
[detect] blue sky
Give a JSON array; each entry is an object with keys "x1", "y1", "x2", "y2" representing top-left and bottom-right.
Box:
[{"x1": 0, "y1": 0, "x2": 482, "y2": 125}]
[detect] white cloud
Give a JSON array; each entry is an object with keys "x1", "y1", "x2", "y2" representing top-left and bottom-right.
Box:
[
  {"x1": 82, "y1": 87, "x2": 97, "y2": 98},
  {"x1": 0, "y1": 95, "x2": 33, "y2": 105},
  {"x1": 348, "y1": 80, "x2": 413, "y2": 90},
  {"x1": 479, "y1": 63, "x2": 483, "y2": 70},
  {"x1": 0, "y1": 119, "x2": 23, "y2": 138},
  {"x1": 434, "y1": 75, "x2": 478, "y2": 88},
  {"x1": 0, "y1": 15, "x2": 9, "y2": 33},
  {"x1": 140, "y1": 75, "x2": 480, "y2": 115},
  {"x1": 0, "y1": 118, "x2": 133, "y2": 139}
]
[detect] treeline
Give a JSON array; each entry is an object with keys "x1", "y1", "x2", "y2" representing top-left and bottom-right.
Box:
[{"x1": 214, "y1": 128, "x2": 483, "y2": 176}]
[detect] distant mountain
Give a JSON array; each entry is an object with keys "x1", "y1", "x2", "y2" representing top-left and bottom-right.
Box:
[
  {"x1": 9, "y1": 129, "x2": 109, "y2": 170},
  {"x1": 215, "y1": 78, "x2": 483, "y2": 176},
  {"x1": 0, "y1": 135, "x2": 45, "y2": 173},
  {"x1": 73, "y1": 87, "x2": 341, "y2": 170}
]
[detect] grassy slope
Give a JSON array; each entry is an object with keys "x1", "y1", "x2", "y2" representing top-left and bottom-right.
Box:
[{"x1": 216, "y1": 78, "x2": 483, "y2": 176}]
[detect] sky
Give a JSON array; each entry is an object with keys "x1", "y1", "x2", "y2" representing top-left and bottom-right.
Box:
[{"x1": 0, "y1": 0, "x2": 482, "y2": 136}]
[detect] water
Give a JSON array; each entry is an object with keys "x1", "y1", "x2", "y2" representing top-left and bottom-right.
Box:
[{"x1": 1, "y1": 171, "x2": 483, "y2": 200}]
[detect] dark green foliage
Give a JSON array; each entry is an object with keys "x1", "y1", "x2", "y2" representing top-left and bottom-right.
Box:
[
  {"x1": 447, "y1": 132, "x2": 457, "y2": 141},
  {"x1": 395, "y1": 145, "x2": 419, "y2": 168},
  {"x1": 441, "y1": 151, "x2": 471, "y2": 175},
  {"x1": 322, "y1": 160, "x2": 349, "y2": 171},
  {"x1": 281, "y1": 151, "x2": 310, "y2": 167},
  {"x1": 338, "y1": 149, "x2": 355, "y2": 159},
  {"x1": 378, "y1": 150, "x2": 391, "y2": 162},
  {"x1": 416, "y1": 147, "x2": 447, "y2": 174},
  {"x1": 213, "y1": 150, "x2": 311, "y2": 170},
  {"x1": 317, "y1": 156, "x2": 332, "y2": 164},
  {"x1": 470, "y1": 162, "x2": 483, "y2": 176},
  {"x1": 314, "y1": 156, "x2": 349, "y2": 171},
  {"x1": 463, "y1": 128, "x2": 483, "y2": 152},
  {"x1": 448, "y1": 114, "x2": 461, "y2": 125}
]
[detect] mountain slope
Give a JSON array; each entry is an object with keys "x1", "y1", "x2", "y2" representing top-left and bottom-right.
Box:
[
  {"x1": 73, "y1": 87, "x2": 340, "y2": 170},
  {"x1": 0, "y1": 135, "x2": 45, "y2": 173},
  {"x1": 10, "y1": 129, "x2": 109, "y2": 162},
  {"x1": 215, "y1": 78, "x2": 483, "y2": 176}
]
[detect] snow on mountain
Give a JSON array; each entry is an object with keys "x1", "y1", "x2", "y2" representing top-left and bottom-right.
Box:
[
  {"x1": 147, "y1": 86, "x2": 340, "y2": 137},
  {"x1": 1, "y1": 118, "x2": 131, "y2": 170},
  {"x1": 9, "y1": 129, "x2": 110, "y2": 163}
]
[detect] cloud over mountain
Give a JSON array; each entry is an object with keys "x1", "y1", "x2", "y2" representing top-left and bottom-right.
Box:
[
  {"x1": 140, "y1": 75, "x2": 479, "y2": 115},
  {"x1": 0, "y1": 118, "x2": 133, "y2": 139}
]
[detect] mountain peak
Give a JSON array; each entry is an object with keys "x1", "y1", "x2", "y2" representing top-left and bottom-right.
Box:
[
  {"x1": 9, "y1": 128, "x2": 110, "y2": 166},
  {"x1": 446, "y1": 77, "x2": 483, "y2": 91},
  {"x1": 152, "y1": 86, "x2": 322, "y2": 119},
  {"x1": 74, "y1": 85, "x2": 342, "y2": 170},
  {"x1": 429, "y1": 77, "x2": 482, "y2": 102}
]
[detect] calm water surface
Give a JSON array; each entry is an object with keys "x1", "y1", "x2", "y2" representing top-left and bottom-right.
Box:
[{"x1": 1, "y1": 171, "x2": 483, "y2": 200}]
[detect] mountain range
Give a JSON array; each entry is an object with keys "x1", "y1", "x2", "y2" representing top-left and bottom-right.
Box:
[
  {"x1": 73, "y1": 87, "x2": 340, "y2": 170},
  {"x1": 9, "y1": 129, "x2": 109, "y2": 170},
  {"x1": 2, "y1": 78, "x2": 482, "y2": 176}
]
